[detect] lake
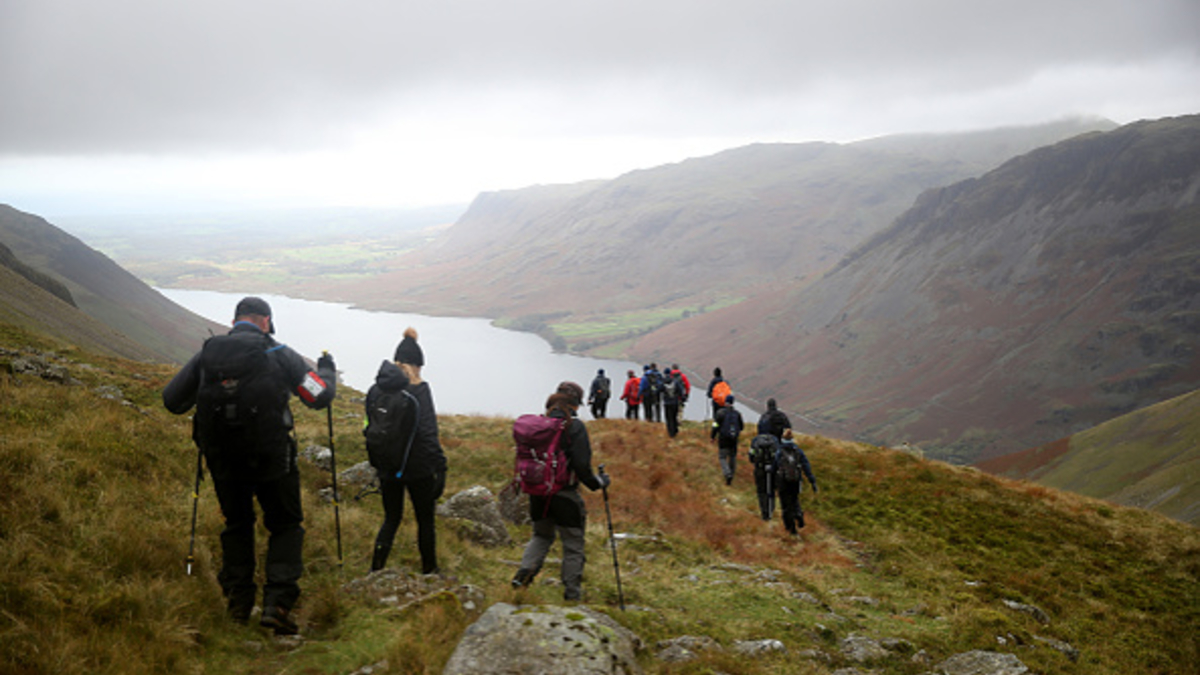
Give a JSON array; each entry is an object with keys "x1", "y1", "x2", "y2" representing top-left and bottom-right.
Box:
[{"x1": 160, "y1": 288, "x2": 723, "y2": 421}]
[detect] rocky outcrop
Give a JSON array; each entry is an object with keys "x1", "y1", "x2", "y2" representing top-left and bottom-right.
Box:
[{"x1": 442, "y1": 603, "x2": 643, "y2": 675}]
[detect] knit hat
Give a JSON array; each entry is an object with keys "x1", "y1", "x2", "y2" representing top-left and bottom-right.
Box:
[
  {"x1": 393, "y1": 327, "x2": 424, "y2": 366},
  {"x1": 234, "y1": 296, "x2": 275, "y2": 334}
]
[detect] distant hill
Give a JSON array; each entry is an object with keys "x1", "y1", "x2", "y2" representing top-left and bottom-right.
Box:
[
  {"x1": 0, "y1": 205, "x2": 222, "y2": 362},
  {"x1": 976, "y1": 389, "x2": 1200, "y2": 526},
  {"x1": 639, "y1": 115, "x2": 1200, "y2": 462},
  {"x1": 335, "y1": 118, "x2": 1114, "y2": 322}
]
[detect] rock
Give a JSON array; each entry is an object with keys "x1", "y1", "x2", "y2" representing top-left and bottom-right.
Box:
[
  {"x1": 1033, "y1": 635, "x2": 1080, "y2": 662},
  {"x1": 339, "y1": 461, "x2": 380, "y2": 490},
  {"x1": 1001, "y1": 599, "x2": 1050, "y2": 625},
  {"x1": 496, "y1": 481, "x2": 531, "y2": 525},
  {"x1": 935, "y1": 650, "x2": 1030, "y2": 675},
  {"x1": 300, "y1": 444, "x2": 334, "y2": 472},
  {"x1": 442, "y1": 603, "x2": 643, "y2": 675},
  {"x1": 94, "y1": 385, "x2": 124, "y2": 401},
  {"x1": 437, "y1": 485, "x2": 511, "y2": 547},
  {"x1": 733, "y1": 639, "x2": 786, "y2": 656},
  {"x1": 655, "y1": 635, "x2": 721, "y2": 662},
  {"x1": 840, "y1": 635, "x2": 890, "y2": 662}
]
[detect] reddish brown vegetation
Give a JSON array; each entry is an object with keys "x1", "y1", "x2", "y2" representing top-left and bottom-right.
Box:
[{"x1": 581, "y1": 420, "x2": 854, "y2": 571}]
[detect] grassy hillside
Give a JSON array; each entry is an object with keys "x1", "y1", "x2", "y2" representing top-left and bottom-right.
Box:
[
  {"x1": 978, "y1": 389, "x2": 1200, "y2": 526},
  {"x1": 0, "y1": 204, "x2": 223, "y2": 363},
  {"x1": 1, "y1": 322, "x2": 1197, "y2": 674}
]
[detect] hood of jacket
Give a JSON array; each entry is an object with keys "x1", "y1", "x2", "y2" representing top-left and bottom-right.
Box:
[{"x1": 374, "y1": 359, "x2": 411, "y2": 392}]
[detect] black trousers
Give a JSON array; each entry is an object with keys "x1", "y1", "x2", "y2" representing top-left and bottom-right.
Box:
[
  {"x1": 778, "y1": 479, "x2": 805, "y2": 533},
  {"x1": 753, "y1": 464, "x2": 776, "y2": 521},
  {"x1": 664, "y1": 401, "x2": 680, "y2": 437},
  {"x1": 212, "y1": 468, "x2": 305, "y2": 612},
  {"x1": 373, "y1": 472, "x2": 444, "y2": 574}
]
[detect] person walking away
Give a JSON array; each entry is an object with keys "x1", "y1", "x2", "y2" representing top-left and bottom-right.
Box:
[
  {"x1": 710, "y1": 394, "x2": 744, "y2": 485},
  {"x1": 756, "y1": 398, "x2": 791, "y2": 441},
  {"x1": 749, "y1": 433, "x2": 779, "y2": 520},
  {"x1": 707, "y1": 368, "x2": 731, "y2": 418},
  {"x1": 775, "y1": 429, "x2": 818, "y2": 535},
  {"x1": 588, "y1": 369, "x2": 611, "y2": 419},
  {"x1": 661, "y1": 368, "x2": 684, "y2": 438},
  {"x1": 620, "y1": 369, "x2": 641, "y2": 420},
  {"x1": 672, "y1": 363, "x2": 691, "y2": 405},
  {"x1": 370, "y1": 328, "x2": 447, "y2": 575},
  {"x1": 639, "y1": 366, "x2": 655, "y2": 422},
  {"x1": 163, "y1": 296, "x2": 337, "y2": 635},
  {"x1": 512, "y1": 382, "x2": 611, "y2": 601}
]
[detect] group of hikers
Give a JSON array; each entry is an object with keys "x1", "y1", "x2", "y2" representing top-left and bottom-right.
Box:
[
  {"x1": 587, "y1": 363, "x2": 692, "y2": 437},
  {"x1": 163, "y1": 296, "x2": 814, "y2": 636}
]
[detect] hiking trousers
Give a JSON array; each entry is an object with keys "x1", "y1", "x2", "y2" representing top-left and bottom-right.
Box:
[
  {"x1": 624, "y1": 402, "x2": 639, "y2": 420},
  {"x1": 718, "y1": 441, "x2": 738, "y2": 482},
  {"x1": 520, "y1": 489, "x2": 588, "y2": 600},
  {"x1": 212, "y1": 468, "x2": 305, "y2": 614},
  {"x1": 373, "y1": 472, "x2": 445, "y2": 574},
  {"x1": 664, "y1": 401, "x2": 680, "y2": 437},
  {"x1": 778, "y1": 479, "x2": 804, "y2": 533},
  {"x1": 753, "y1": 464, "x2": 776, "y2": 521}
]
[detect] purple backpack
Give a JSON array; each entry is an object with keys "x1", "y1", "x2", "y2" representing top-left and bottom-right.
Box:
[{"x1": 512, "y1": 414, "x2": 571, "y2": 497}]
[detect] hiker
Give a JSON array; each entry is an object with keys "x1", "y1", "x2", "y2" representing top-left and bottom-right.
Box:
[
  {"x1": 620, "y1": 369, "x2": 641, "y2": 420},
  {"x1": 370, "y1": 328, "x2": 447, "y2": 575},
  {"x1": 756, "y1": 398, "x2": 791, "y2": 441},
  {"x1": 512, "y1": 381, "x2": 611, "y2": 601},
  {"x1": 710, "y1": 394, "x2": 744, "y2": 485},
  {"x1": 749, "y1": 433, "x2": 779, "y2": 521},
  {"x1": 672, "y1": 363, "x2": 691, "y2": 402},
  {"x1": 707, "y1": 367, "x2": 731, "y2": 416},
  {"x1": 661, "y1": 367, "x2": 684, "y2": 438},
  {"x1": 162, "y1": 296, "x2": 337, "y2": 635},
  {"x1": 588, "y1": 368, "x2": 611, "y2": 419},
  {"x1": 775, "y1": 429, "x2": 818, "y2": 535},
  {"x1": 638, "y1": 365, "x2": 657, "y2": 422}
]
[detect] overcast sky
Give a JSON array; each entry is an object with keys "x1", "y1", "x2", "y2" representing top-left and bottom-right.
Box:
[{"x1": 2, "y1": 0, "x2": 1198, "y2": 217}]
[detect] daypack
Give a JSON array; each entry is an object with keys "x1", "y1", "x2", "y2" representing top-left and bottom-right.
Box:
[
  {"x1": 661, "y1": 375, "x2": 681, "y2": 401},
  {"x1": 363, "y1": 385, "x2": 419, "y2": 479},
  {"x1": 194, "y1": 332, "x2": 288, "y2": 474},
  {"x1": 513, "y1": 414, "x2": 572, "y2": 497},
  {"x1": 711, "y1": 380, "x2": 731, "y2": 407},
  {"x1": 776, "y1": 442, "x2": 803, "y2": 483},
  {"x1": 717, "y1": 407, "x2": 741, "y2": 441},
  {"x1": 749, "y1": 434, "x2": 778, "y2": 467}
]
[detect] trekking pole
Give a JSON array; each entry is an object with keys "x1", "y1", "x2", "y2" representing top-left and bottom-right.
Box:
[
  {"x1": 324, "y1": 354, "x2": 343, "y2": 571},
  {"x1": 598, "y1": 464, "x2": 625, "y2": 611},
  {"x1": 186, "y1": 447, "x2": 203, "y2": 576}
]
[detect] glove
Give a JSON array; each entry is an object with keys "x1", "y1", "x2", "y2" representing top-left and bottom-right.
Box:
[
  {"x1": 318, "y1": 352, "x2": 336, "y2": 372},
  {"x1": 598, "y1": 473, "x2": 612, "y2": 489}
]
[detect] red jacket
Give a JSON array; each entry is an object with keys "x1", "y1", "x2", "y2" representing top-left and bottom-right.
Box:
[{"x1": 621, "y1": 376, "x2": 641, "y2": 405}]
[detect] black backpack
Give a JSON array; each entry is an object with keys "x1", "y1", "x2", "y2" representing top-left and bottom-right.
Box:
[
  {"x1": 718, "y1": 407, "x2": 741, "y2": 441},
  {"x1": 662, "y1": 375, "x2": 680, "y2": 401},
  {"x1": 749, "y1": 434, "x2": 778, "y2": 467},
  {"x1": 364, "y1": 385, "x2": 419, "y2": 479},
  {"x1": 194, "y1": 332, "x2": 289, "y2": 474},
  {"x1": 776, "y1": 443, "x2": 803, "y2": 482}
]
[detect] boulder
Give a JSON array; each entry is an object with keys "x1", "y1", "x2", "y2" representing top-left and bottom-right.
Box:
[
  {"x1": 443, "y1": 603, "x2": 643, "y2": 675},
  {"x1": 935, "y1": 650, "x2": 1029, "y2": 675},
  {"x1": 437, "y1": 485, "x2": 512, "y2": 547}
]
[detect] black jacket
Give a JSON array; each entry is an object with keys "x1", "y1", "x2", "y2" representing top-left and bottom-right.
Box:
[
  {"x1": 548, "y1": 408, "x2": 603, "y2": 491},
  {"x1": 162, "y1": 322, "x2": 336, "y2": 480},
  {"x1": 368, "y1": 361, "x2": 446, "y2": 481}
]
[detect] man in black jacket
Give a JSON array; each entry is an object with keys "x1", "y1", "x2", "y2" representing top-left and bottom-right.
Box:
[
  {"x1": 163, "y1": 296, "x2": 336, "y2": 635},
  {"x1": 756, "y1": 398, "x2": 791, "y2": 441}
]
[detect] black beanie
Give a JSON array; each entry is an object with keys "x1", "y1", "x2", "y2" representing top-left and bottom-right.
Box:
[{"x1": 393, "y1": 327, "x2": 424, "y2": 366}]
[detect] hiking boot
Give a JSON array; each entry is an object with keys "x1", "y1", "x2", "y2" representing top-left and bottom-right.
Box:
[
  {"x1": 511, "y1": 568, "x2": 537, "y2": 589},
  {"x1": 260, "y1": 605, "x2": 299, "y2": 636}
]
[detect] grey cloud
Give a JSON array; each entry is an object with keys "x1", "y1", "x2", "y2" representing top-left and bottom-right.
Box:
[{"x1": 2, "y1": 0, "x2": 1198, "y2": 154}]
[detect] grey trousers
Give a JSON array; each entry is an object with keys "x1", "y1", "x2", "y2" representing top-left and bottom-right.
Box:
[
  {"x1": 719, "y1": 442, "x2": 738, "y2": 481},
  {"x1": 520, "y1": 490, "x2": 588, "y2": 600}
]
